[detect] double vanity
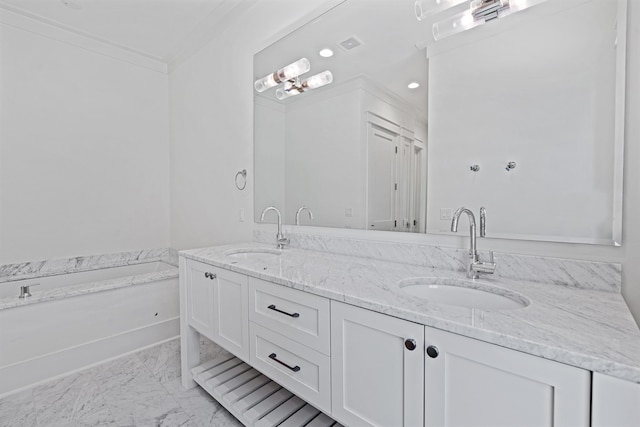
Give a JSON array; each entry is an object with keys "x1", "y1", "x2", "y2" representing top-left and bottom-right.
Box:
[{"x1": 179, "y1": 238, "x2": 640, "y2": 427}]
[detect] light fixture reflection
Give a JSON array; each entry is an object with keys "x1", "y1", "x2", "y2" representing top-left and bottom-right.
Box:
[
  {"x1": 408, "y1": 82, "x2": 420, "y2": 89},
  {"x1": 276, "y1": 71, "x2": 334, "y2": 100},
  {"x1": 254, "y1": 58, "x2": 311, "y2": 92}
]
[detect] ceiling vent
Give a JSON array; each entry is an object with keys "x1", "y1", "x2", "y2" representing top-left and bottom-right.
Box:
[{"x1": 339, "y1": 36, "x2": 363, "y2": 51}]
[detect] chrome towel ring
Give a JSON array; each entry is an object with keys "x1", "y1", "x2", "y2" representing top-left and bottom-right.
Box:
[{"x1": 235, "y1": 169, "x2": 247, "y2": 190}]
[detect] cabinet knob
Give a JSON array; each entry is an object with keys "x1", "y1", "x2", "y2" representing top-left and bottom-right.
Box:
[
  {"x1": 404, "y1": 339, "x2": 417, "y2": 351},
  {"x1": 426, "y1": 345, "x2": 439, "y2": 358},
  {"x1": 204, "y1": 272, "x2": 210, "y2": 279},
  {"x1": 204, "y1": 272, "x2": 216, "y2": 280}
]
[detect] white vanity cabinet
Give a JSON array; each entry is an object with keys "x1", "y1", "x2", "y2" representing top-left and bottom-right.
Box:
[
  {"x1": 183, "y1": 258, "x2": 249, "y2": 361},
  {"x1": 180, "y1": 254, "x2": 634, "y2": 427},
  {"x1": 592, "y1": 373, "x2": 640, "y2": 426},
  {"x1": 331, "y1": 301, "x2": 424, "y2": 427},
  {"x1": 424, "y1": 327, "x2": 591, "y2": 427}
]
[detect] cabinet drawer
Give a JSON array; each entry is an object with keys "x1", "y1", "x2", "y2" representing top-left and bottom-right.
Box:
[
  {"x1": 249, "y1": 278, "x2": 330, "y2": 355},
  {"x1": 250, "y1": 322, "x2": 331, "y2": 414}
]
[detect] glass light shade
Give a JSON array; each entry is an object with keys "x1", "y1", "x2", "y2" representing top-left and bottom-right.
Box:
[
  {"x1": 280, "y1": 57, "x2": 311, "y2": 80},
  {"x1": 254, "y1": 74, "x2": 277, "y2": 92},
  {"x1": 304, "y1": 71, "x2": 333, "y2": 89},
  {"x1": 254, "y1": 57, "x2": 311, "y2": 92},
  {"x1": 432, "y1": 10, "x2": 482, "y2": 40},
  {"x1": 432, "y1": 0, "x2": 550, "y2": 40},
  {"x1": 415, "y1": 0, "x2": 468, "y2": 21},
  {"x1": 499, "y1": 0, "x2": 549, "y2": 18},
  {"x1": 276, "y1": 87, "x2": 301, "y2": 100}
]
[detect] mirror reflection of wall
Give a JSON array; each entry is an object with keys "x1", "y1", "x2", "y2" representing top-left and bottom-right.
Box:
[
  {"x1": 427, "y1": 0, "x2": 621, "y2": 245},
  {"x1": 254, "y1": 0, "x2": 625, "y2": 245}
]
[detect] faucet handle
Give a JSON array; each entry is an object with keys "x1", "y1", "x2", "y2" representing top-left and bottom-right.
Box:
[
  {"x1": 277, "y1": 237, "x2": 290, "y2": 249},
  {"x1": 471, "y1": 251, "x2": 496, "y2": 276}
]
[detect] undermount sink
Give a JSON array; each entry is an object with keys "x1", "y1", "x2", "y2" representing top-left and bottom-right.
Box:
[
  {"x1": 398, "y1": 277, "x2": 529, "y2": 311},
  {"x1": 224, "y1": 248, "x2": 282, "y2": 259}
]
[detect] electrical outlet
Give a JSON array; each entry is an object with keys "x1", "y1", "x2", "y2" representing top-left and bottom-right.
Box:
[
  {"x1": 440, "y1": 208, "x2": 453, "y2": 220},
  {"x1": 239, "y1": 208, "x2": 245, "y2": 222},
  {"x1": 345, "y1": 208, "x2": 353, "y2": 217}
]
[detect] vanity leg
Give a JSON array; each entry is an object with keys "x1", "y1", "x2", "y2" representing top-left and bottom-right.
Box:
[{"x1": 179, "y1": 256, "x2": 200, "y2": 389}]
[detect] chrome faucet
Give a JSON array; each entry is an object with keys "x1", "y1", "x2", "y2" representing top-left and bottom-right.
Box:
[
  {"x1": 451, "y1": 207, "x2": 496, "y2": 279},
  {"x1": 295, "y1": 206, "x2": 314, "y2": 225},
  {"x1": 260, "y1": 206, "x2": 289, "y2": 249}
]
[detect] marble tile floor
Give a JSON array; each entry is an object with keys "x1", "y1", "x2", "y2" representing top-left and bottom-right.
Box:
[{"x1": 0, "y1": 337, "x2": 243, "y2": 427}]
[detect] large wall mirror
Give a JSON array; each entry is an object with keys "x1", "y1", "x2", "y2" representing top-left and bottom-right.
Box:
[{"x1": 254, "y1": 0, "x2": 626, "y2": 245}]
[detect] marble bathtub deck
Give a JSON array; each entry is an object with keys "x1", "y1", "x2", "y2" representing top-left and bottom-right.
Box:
[
  {"x1": 0, "y1": 248, "x2": 179, "y2": 311},
  {"x1": 0, "y1": 338, "x2": 242, "y2": 427}
]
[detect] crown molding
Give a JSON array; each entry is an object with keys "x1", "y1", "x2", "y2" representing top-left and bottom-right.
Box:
[
  {"x1": 0, "y1": 2, "x2": 167, "y2": 73},
  {"x1": 0, "y1": 0, "x2": 346, "y2": 75}
]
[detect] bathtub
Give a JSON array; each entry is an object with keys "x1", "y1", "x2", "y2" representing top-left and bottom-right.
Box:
[{"x1": 0, "y1": 252, "x2": 179, "y2": 397}]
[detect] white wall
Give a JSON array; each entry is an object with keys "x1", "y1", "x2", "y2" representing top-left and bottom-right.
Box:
[
  {"x1": 0, "y1": 23, "x2": 171, "y2": 264},
  {"x1": 169, "y1": 0, "x2": 341, "y2": 250}
]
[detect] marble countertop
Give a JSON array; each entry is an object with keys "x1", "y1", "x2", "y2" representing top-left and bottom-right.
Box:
[{"x1": 181, "y1": 242, "x2": 640, "y2": 384}]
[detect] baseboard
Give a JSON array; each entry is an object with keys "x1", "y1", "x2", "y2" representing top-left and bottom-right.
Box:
[{"x1": 0, "y1": 317, "x2": 179, "y2": 398}]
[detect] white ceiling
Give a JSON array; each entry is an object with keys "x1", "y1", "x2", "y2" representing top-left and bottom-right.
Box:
[{"x1": 0, "y1": 0, "x2": 233, "y2": 61}]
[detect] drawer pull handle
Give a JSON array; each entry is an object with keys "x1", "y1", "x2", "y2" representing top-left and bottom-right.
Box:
[
  {"x1": 268, "y1": 353, "x2": 301, "y2": 372},
  {"x1": 267, "y1": 304, "x2": 300, "y2": 318}
]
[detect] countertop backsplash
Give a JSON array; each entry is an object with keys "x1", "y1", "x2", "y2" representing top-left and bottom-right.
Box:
[{"x1": 254, "y1": 229, "x2": 621, "y2": 293}]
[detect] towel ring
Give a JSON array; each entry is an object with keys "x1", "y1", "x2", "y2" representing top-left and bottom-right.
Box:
[{"x1": 235, "y1": 169, "x2": 247, "y2": 190}]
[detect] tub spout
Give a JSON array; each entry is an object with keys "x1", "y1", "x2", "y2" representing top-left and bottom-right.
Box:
[{"x1": 19, "y1": 284, "x2": 38, "y2": 299}]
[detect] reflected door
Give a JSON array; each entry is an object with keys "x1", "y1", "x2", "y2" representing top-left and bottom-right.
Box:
[{"x1": 367, "y1": 123, "x2": 398, "y2": 231}]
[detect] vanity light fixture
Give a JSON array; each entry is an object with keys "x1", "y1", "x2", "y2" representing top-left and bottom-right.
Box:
[
  {"x1": 275, "y1": 70, "x2": 333, "y2": 100},
  {"x1": 254, "y1": 58, "x2": 311, "y2": 92},
  {"x1": 431, "y1": 0, "x2": 549, "y2": 41},
  {"x1": 319, "y1": 48, "x2": 334, "y2": 58},
  {"x1": 408, "y1": 82, "x2": 420, "y2": 89},
  {"x1": 255, "y1": 58, "x2": 333, "y2": 100},
  {"x1": 414, "y1": 0, "x2": 468, "y2": 21}
]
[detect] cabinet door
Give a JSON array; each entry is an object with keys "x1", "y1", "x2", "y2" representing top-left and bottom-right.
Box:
[
  {"x1": 592, "y1": 372, "x2": 640, "y2": 426},
  {"x1": 424, "y1": 327, "x2": 590, "y2": 427},
  {"x1": 331, "y1": 301, "x2": 424, "y2": 427},
  {"x1": 212, "y1": 268, "x2": 249, "y2": 361},
  {"x1": 185, "y1": 259, "x2": 215, "y2": 338}
]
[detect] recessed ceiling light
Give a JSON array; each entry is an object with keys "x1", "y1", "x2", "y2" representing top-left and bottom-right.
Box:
[
  {"x1": 408, "y1": 82, "x2": 420, "y2": 89},
  {"x1": 319, "y1": 48, "x2": 334, "y2": 58}
]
